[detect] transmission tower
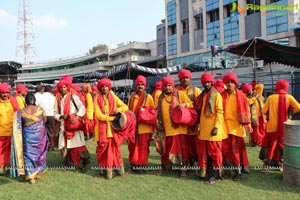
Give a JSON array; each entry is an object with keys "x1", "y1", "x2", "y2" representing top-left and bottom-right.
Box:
[{"x1": 16, "y1": 0, "x2": 36, "y2": 64}]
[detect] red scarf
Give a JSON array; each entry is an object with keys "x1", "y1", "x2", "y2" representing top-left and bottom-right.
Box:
[
  {"x1": 129, "y1": 92, "x2": 146, "y2": 116},
  {"x1": 8, "y1": 94, "x2": 19, "y2": 111},
  {"x1": 196, "y1": 88, "x2": 217, "y2": 117},
  {"x1": 158, "y1": 89, "x2": 179, "y2": 129},
  {"x1": 97, "y1": 91, "x2": 115, "y2": 142},
  {"x1": 222, "y1": 89, "x2": 250, "y2": 125},
  {"x1": 276, "y1": 91, "x2": 288, "y2": 140}
]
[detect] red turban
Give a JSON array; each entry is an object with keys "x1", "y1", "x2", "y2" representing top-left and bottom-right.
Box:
[
  {"x1": 214, "y1": 79, "x2": 225, "y2": 93},
  {"x1": 241, "y1": 83, "x2": 247, "y2": 93},
  {"x1": 97, "y1": 78, "x2": 112, "y2": 90},
  {"x1": 243, "y1": 84, "x2": 253, "y2": 93},
  {"x1": 275, "y1": 79, "x2": 289, "y2": 93},
  {"x1": 92, "y1": 85, "x2": 99, "y2": 92},
  {"x1": 251, "y1": 80, "x2": 257, "y2": 89},
  {"x1": 0, "y1": 82, "x2": 10, "y2": 93},
  {"x1": 155, "y1": 81, "x2": 162, "y2": 89},
  {"x1": 61, "y1": 75, "x2": 73, "y2": 84},
  {"x1": 214, "y1": 79, "x2": 224, "y2": 88},
  {"x1": 52, "y1": 87, "x2": 58, "y2": 94},
  {"x1": 57, "y1": 80, "x2": 71, "y2": 89},
  {"x1": 201, "y1": 72, "x2": 214, "y2": 85},
  {"x1": 16, "y1": 84, "x2": 28, "y2": 92},
  {"x1": 178, "y1": 69, "x2": 192, "y2": 80},
  {"x1": 135, "y1": 75, "x2": 146, "y2": 86},
  {"x1": 223, "y1": 72, "x2": 238, "y2": 86},
  {"x1": 72, "y1": 85, "x2": 81, "y2": 92},
  {"x1": 161, "y1": 77, "x2": 174, "y2": 88}
]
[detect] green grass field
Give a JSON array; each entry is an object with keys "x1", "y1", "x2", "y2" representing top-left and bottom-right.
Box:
[{"x1": 0, "y1": 139, "x2": 299, "y2": 200}]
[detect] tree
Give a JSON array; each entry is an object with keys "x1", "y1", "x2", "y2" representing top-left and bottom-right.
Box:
[{"x1": 89, "y1": 44, "x2": 108, "y2": 55}]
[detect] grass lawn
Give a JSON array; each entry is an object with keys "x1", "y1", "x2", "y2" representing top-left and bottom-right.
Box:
[{"x1": 0, "y1": 139, "x2": 299, "y2": 200}]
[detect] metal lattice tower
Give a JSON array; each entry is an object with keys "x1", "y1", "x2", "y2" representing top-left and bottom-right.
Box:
[{"x1": 16, "y1": 0, "x2": 36, "y2": 64}]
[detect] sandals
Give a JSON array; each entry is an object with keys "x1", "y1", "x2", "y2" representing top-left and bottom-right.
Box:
[
  {"x1": 233, "y1": 174, "x2": 241, "y2": 181},
  {"x1": 180, "y1": 170, "x2": 187, "y2": 179}
]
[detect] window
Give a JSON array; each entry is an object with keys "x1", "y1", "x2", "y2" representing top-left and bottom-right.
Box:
[
  {"x1": 182, "y1": 19, "x2": 189, "y2": 34},
  {"x1": 266, "y1": 0, "x2": 280, "y2": 3},
  {"x1": 247, "y1": 0, "x2": 261, "y2": 16},
  {"x1": 207, "y1": 9, "x2": 219, "y2": 23},
  {"x1": 195, "y1": 13, "x2": 203, "y2": 30},
  {"x1": 168, "y1": 24, "x2": 176, "y2": 35}
]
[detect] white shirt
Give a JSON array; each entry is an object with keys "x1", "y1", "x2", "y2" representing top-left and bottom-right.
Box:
[
  {"x1": 35, "y1": 92, "x2": 43, "y2": 106},
  {"x1": 39, "y1": 92, "x2": 55, "y2": 116}
]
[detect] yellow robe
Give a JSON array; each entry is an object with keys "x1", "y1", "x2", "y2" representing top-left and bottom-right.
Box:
[
  {"x1": 224, "y1": 91, "x2": 246, "y2": 138},
  {"x1": 94, "y1": 92, "x2": 128, "y2": 141},
  {"x1": 16, "y1": 95, "x2": 25, "y2": 109},
  {"x1": 129, "y1": 93, "x2": 155, "y2": 134},
  {"x1": 199, "y1": 92, "x2": 227, "y2": 141},
  {"x1": 159, "y1": 90, "x2": 193, "y2": 137},
  {"x1": 177, "y1": 85, "x2": 202, "y2": 135},
  {"x1": 85, "y1": 93, "x2": 94, "y2": 120},
  {"x1": 0, "y1": 99, "x2": 15, "y2": 136},
  {"x1": 262, "y1": 94, "x2": 300, "y2": 133}
]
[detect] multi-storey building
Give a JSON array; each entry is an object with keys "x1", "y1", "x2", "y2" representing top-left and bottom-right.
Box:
[
  {"x1": 16, "y1": 40, "x2": 165, "y2": 85},
  {"x1": 163, "y1": 0, "x2": 300, "y2": 97}
]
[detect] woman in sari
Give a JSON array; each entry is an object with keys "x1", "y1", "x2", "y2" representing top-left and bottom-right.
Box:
[{"x1": 11, "y1": 93, "x2": 48, "y2": 184}]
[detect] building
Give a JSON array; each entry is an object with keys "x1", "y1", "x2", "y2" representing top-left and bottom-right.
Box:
[
  {"x1": 16, "y1": 40, "x2": 165, "y2": 85},
  {"x1": 163, "y1": 0, "x2": 300, "y2": 97}
]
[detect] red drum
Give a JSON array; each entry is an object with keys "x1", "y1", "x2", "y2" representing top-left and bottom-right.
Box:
[
  {"x1": 172, "y1": 107, "x2": 198, "y2": 126},
  {"x1": 111, "y1": 111, "x2": 137, "y2": 143}
]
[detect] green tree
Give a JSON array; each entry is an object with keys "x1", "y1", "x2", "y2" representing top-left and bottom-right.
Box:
[{"x1": 89, "y1": 44, "x2": 108, "y2": 55}]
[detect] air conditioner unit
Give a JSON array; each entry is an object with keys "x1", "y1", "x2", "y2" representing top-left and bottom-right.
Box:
[
  {"x1": 131, "y1": 56, "x2": 138, "y2": 61},
  {"x1": 256, "y1": 60, "x2": 264, "y2": 68}
]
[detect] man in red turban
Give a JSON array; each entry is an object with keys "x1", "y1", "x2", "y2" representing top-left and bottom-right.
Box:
[
  {"x1": 259, "y1": 79, "x2": 300, "y2": 172},
  {"x1": 81, "y1": 83, "x2": 94, "y2": 140},
  {"x1": 54, "y1": 80, "x2": 90, "y2": 173},
  {"x1": 152, "y1": 81, "x2": 162, "y2": 106},
  {"x1": 221, "y1": 72, "x2": 251, "y2": 181},
  {"x1": 0, "y1": 82, "x2": 19, "y2": 174},
  {"x1": 244, "y1": 84, "x2": 264, "y2": 147},
  {"x1": 214, "y1": 79, "x2": 225, "y2": 93},
  {"x1": 156, "y1": 76, "x2": 193, "y2": 178},
  {"x1": 195, "y1": 73, "x2": 227, "y2": 184},
  {"x1": 176, "y1": 69, "x2": 202, "y2": 167},
  {"x1": 15, "y1": 84, "x2": 29, "y2": 109},
  {"x1": 127, "y1": 75, "x2": 155, "y2": 173},
  {"x1": 94, "y1": 78, "x2": 129, "y2": 179}
]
